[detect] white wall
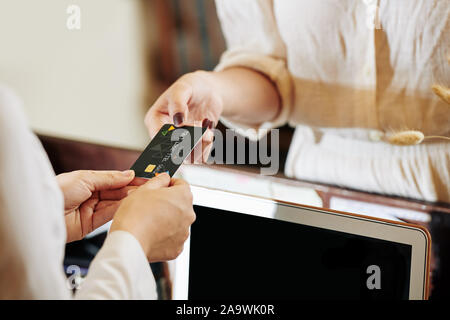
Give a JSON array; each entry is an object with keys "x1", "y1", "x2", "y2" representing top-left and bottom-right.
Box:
[{"x1": 0, "y1": 0, "x2": 151, "y2": 149}]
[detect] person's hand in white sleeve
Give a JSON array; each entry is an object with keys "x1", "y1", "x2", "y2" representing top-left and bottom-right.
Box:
[
  {"x1": 74, "y1": 172, "x2": 196, "y2": 299},
  {"x1": 110, "y1": 173, "x2": 196, "y2": 262},
  {"x1": 56, "y1": 169, "x2": 140, "y2": 243}
]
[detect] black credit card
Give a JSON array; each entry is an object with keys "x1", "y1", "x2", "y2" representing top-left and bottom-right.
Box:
[{"x1": 131, "y1": 124, "x2": 206, "y2": 178}]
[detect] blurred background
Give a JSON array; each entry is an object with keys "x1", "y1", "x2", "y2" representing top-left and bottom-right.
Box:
[{"x1": 0, "y1": 0, "x2": 226, "y2": 150}]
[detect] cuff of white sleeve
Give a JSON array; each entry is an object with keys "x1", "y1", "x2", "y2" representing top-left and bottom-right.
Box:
[
  {"x1": 215, "y1": 51, "x2": 293, "y2": 141},
  {"x1": 75, "y1": 230, "x2": 157, "y2": 300}
]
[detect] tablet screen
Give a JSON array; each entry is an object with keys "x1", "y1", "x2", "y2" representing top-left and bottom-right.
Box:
[{"x1": 188, "y1": 205, "x2": 412, "y2": 300}]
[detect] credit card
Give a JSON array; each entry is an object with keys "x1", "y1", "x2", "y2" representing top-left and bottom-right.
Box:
[{"x1": 131, "y1": 124, "x2": 207, "y2": 178}]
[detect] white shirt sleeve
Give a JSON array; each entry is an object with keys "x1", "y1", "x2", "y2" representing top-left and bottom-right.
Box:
[
  {"x1": 215, "y1": 0, "x2": 294, "y2": 140},
  {"x1": 0, "y1": 85, "x2": 157, "y2": 300},
  {"x1": 75, "y1": 231, "x2": 157, "y2": 300}
]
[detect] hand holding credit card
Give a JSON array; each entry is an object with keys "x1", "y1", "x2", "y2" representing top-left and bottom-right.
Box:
[{"x1": 131, "y1": 124, "x2": 207, "y2": 178}]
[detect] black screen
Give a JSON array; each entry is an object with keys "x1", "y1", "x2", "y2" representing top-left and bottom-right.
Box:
[{"x1": 188, "y1": 205, "x2": 412, "y2": 300}]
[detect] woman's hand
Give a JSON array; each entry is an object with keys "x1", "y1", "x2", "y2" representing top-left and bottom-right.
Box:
[
  {"x1": 57, "y1": 170, "x2": 142, "y2": 243},
  {"x1": 144, "y1": 68, "x2": 281, "y2": 163},
  {"x1": 144, "y1": 71, "x2": 223, "y2": 163}
]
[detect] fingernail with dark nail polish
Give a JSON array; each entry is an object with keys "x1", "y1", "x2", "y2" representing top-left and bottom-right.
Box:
[
  {"x1": 173, "y1": 113, "x2": 184, "y2": 126},
  {"x1": 208, "y1": 121, "x2": 215, "y2": 130},
  {"x1": 202, "y1": 118, "x2": 212, "y2": 129}
]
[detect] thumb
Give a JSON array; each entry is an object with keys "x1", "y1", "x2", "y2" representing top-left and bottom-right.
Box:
[
  {"x1": 80, "y1": 170, "x2": 135, "y2": 192},
  {"x1": 143, "y1": 173, "x2": 171, "y2": 190}
]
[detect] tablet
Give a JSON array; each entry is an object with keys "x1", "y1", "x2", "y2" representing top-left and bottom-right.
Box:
[{"x1": 172, "y1": 186, "x2": 431, "y2": 300}]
